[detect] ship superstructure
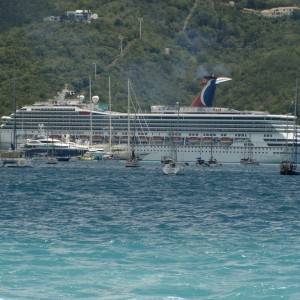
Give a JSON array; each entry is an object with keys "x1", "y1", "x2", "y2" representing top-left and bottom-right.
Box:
[{"x1": 0, "y1": 77, "x2": 298, "y2": 163}]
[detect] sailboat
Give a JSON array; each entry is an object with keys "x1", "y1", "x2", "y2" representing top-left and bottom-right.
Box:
[
  {"x1": 100, "y1": 78, "x2": 149, "y2": 162},
  {"x1": 44, "y1": 114, "x2": 58, "y2": 164},
  {"x1": 106, "y1": 78, "x2": 130, "y2": 161},
  {"x1": 196, "y1": 118, "x2": 221, "y2": 167},
  {"x1": 195, "y1": 156, "x2": 209, "y2": 167},
  {"x1": 280, "y1": 79, "x2": 300, "y2": 175},
  {"x1": 207, "y1": 136, "x2": 221, "y2": 167},
  {"x1": 46, "y1": 135, "x2": 58, "y2": 164},
  {"x1": 240, "y1": 137, "x2": 259, "y2": 165},
  {"x1": 125, "y1": 119, "x2": 140, "y2": 167},
  {"x1": 125, "y1": 79, "x2": 140, "y2": 167},
  {"x1": 78, "y1": 76, "x2": 104, "y2": 162},
  {"x1": 1, "y1": 72, "x2": 28, "y2": 167},
  {"x1": 102, "y1": 77, "x2": 129, "y2": 161},
  {"x1": 162, "y1": 102, "x2": 185, "y2": 175},
  {"x1": 125, "y1": 150, "x2": 140, "y2": 167}
]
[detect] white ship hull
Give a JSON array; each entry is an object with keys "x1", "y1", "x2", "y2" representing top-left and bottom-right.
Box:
[
  {"x1": 1, "y1": 131, "x2": 290, "y2": 164},
  {"x1": 136, "y1": 144, "x2": 287, "y2": 164}
]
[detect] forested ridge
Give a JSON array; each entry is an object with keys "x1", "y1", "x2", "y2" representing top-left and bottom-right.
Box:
[{"x1": 1, "y1": 0, "x2": 300, "y2": 118}]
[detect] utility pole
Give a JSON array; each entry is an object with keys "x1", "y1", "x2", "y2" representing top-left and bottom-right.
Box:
[
  {"x1": 92, "y1": 62, "x2": 97, "y2": 80},
  {"x1": 119, "y1": 36, "x2": 123, "y2": 55},
  {"x1": 138, "y1": 18, "x2": 143, "y2": 39}
]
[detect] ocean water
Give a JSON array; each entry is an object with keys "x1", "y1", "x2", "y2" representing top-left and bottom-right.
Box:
[{"x1": 0, "y1": 161, "x2": 299, "y2": 300}]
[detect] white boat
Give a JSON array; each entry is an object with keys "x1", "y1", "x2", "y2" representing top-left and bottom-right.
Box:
[
  {"x1": 207, "y1": 157, "x2": 222, "y2": 167},
  {"x1": 240, "y1": 136, "x2": 259, "y2": 165},
  {"x1": 125, "y1": 150, "x2": 141, "y2": 167},
  {"x1": 84, "y1": 147, "x2": 107, "y2": 160},
  {"x1": 207, "y1": 138, "x2": 222, "y2": 167},
  {"x1": 125, "y1": 79, "x2": 141, "y2": 168},
  {"x1": 162, "y1": 159, "x2": 184, "y2": 175},
  {"x1": 78, "y1": 153, "x2": 95, "y2": 161},
  {"x1": 240, "y1": 157, "x2": 259, "y2": 165},
  {"x1": 45, "y1": 133, "x2": 58, "y2": 164},
  {"x1": 1, "y1": 76, "x2": 300, "y2": 164},
  {"x1": 0, "y1": 150, "x2": 29, "y2": 167},
  {"x1": 162, "y1": 102, "x2": 185, "y2": 175},
  {"x1": 82, "y1": 75, "x2": 109, "y2": 161},
  {"x1": 19, "y1": 125, "x2": 88, "y2": 158},
  {"x1": 46, "y1": 156, "x2": 58, "y2": 164},
  {"x1": 280, "y1": 79, "x2": 300, "y2": 175}
]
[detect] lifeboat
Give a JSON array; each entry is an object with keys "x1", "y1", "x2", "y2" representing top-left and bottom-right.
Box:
[
  {"x1": 201, "y1": 137, "x2": 212, "y2": 144},
  {"x1": 151, "y1": 136, "x2": 164, "y2": 143},
  {"x1": 138, "y1": 136, "x2": 149, "y2": 143},
  {"x1": 49, "y1": 135, "x2": 62, "y2": 139},
  {"x1": 219, "y1": 137, "x2": 233, "y2": 145},
  {"x1": 93, "y1": 135, "x2": 104, "y2": 141},
  {"x1": 79, "y1": 135, "x2": 90, "y2": 139},
  {"x1": 120, "y1": 136, "x2": 129, "y2": 143},
  {"x1": 171, "y1": 136, "x2": 183, "y2": 144},
  {"x1": 78, "y1": 111, "x2": 90, "y2": 116},
  {"x1": 188, "y1": 137, "x2": 201, "y2": 144},
  {"x1": 112, "y1": 136, "x2": 120, "y2": 141}
]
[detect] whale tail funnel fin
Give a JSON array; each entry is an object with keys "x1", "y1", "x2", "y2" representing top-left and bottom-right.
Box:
[{"x1": 191, "y1": 75, "x2": 232, "y2": 107}]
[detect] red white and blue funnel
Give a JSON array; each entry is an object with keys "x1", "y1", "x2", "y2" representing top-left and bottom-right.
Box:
[{"x1": 190, "y1": 75, "x2": 232, "y2": 107}]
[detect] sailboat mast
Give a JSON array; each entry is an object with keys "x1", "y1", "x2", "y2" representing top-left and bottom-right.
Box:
[
  {"x1": 89, "y1": 75, "x2": 92, "y2": 148},
  {"x1": 13, "y1": 71, "x2": 17, "y2": 150},
  {"x1": 210, "y1": 117, "x2": 213, "y2": 160},
  {"x1": 294, "y1": 78, "x2": 298, "y2": 164},
  {"x1": 175, "y1": 102, "x2": 179, "y2": 161},
  {"x1": 127, "y1": 78, "x2": 131, "y2": 151},
  {"x1": 249, "y1": 134, "x2": 252, "y2": 160},
  {"x1": 109, "y1": 77, "x2": 112, "y2": 151}
]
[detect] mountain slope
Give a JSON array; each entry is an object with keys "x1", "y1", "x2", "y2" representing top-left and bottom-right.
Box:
[{"x1": 1, "y1": 0, "x2": 300, "y2": 118}]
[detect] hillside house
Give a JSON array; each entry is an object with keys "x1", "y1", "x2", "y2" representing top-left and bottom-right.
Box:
[
  {"x1": 44, "y1": 9, "x2": 98, "y2": 22},
  {"x1": 261, "y1": 6, "x2": 300, "y2": 17},
  {"x1": 67, "y1": 10, "x2": 88, "y2": 21}
]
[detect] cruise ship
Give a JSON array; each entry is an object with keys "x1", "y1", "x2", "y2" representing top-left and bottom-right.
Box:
[{"x1": 0, "y1": 75, "x2": 298, "y2": 163}]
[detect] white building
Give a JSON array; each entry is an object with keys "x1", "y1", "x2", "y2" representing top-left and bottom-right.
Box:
[
  {"x1": 261, "y1": 6, "x2": 300, "y2": 17},
  {"x1": 67, "y1": 10, "x2": 98, "y2": 21}
]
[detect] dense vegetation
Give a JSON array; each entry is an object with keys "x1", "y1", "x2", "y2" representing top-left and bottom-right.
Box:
[{"x1": 1, "y1": 0, "x2": 300, "y2": 118}]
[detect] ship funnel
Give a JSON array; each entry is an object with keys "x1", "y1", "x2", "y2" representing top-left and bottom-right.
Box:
[{"x1": 190, "y1": 75, "x2": 232, "y2": 107}]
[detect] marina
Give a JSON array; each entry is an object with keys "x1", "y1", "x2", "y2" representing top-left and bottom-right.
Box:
[{"x1": 0, "y1": 75, "x2": 299, "y2": 164}]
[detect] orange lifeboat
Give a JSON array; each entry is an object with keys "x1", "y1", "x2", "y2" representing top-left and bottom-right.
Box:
[
  {"x1": 201, "y1": 137, "x2": 212, "y2": 144},
  {"x1": 188, "y1": 137, "x2": 201, "y2": 144},
  {"x1": 49, "y1": 135, "x2": 62, "y2": 139},
  {"x1": 138, "y1": 136, "x2": 149, "y2": 143},
  {"x1": 219, "y1": 137, "x2": 233, "y2": 145},
  {"x1": 152, "y1": 136, "x2": 163, "y2": 141},
  {"x1": 149, "y1": 136, "x2": 163, "y2": 144},
  {"x1": 112, "y1": 136, "x2": 120, "y2": 142},
  {"x1": 171, "y1": 136, "x2": 183, "y2": 144},
  {"x1": 93, "y1": 135, "x2": 103, "y2": 141}
]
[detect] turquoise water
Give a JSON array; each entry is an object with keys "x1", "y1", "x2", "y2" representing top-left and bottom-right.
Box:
[{"x1": 0, "y1": 161, "x2": 299, "y2": 299}]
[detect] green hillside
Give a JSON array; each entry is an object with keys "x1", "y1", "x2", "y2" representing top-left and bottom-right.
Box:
[{"x1": 1, "y1": 0, "x2": 300, "y2": 118}]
